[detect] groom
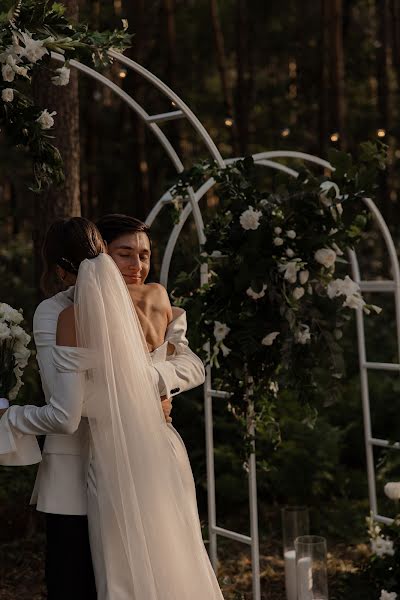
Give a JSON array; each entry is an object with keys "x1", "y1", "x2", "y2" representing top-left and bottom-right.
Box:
[{"x1": 0, "y1": 214, "x2": 205, "y2": 600}]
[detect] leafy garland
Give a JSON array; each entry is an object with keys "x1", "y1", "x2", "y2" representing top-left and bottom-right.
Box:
[
  {"x1": 171, "y1": 143, "x2": 386, "y2": 465},
  {"x1": 0, "y1": 0, "x2": 132, "y2": 191}
]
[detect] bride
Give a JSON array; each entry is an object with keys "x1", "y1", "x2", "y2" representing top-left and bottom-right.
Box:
[{"x1": 2, "y1": 222, "x2": 225, "y2": 599}]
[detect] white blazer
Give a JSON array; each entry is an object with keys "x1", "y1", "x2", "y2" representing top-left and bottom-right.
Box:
[{"x1": 0, "y1": 287, "x2": 205, "y2": 515}]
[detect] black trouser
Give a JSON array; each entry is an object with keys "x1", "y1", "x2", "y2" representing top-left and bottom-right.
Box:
[{"x1": 45, "y1": 513, "x2": 97, "y2": 600}]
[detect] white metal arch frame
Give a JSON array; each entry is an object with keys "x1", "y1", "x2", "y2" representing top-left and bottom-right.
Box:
[{"x1": 49, "y1": 50, "x2": 398, "y2": 595}]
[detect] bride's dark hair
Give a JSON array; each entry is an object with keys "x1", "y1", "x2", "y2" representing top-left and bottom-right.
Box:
[{"x1": 41, "y1": 217, "x2": 105, "y2": 296}]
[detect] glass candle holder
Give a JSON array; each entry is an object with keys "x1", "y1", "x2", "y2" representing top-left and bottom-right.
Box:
[
  {"x1": 281, "y1": 506, "x2": 309, "y2": 600},
  {"x1": 295, "y1": 535, "x2": 328, "y2": 600}
]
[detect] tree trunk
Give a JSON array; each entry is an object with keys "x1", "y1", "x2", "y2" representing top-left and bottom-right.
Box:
[
  {"x1": 32, "y1": 0, "x2": 81, "y2": 300},
  {"x1": 209, "y1": 0, "x2": 239, "y2": 154},
  {"x1": 329, "y1": 0, "x2": 346, "y2": 149}
]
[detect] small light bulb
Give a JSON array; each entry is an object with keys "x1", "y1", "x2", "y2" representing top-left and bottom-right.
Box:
[
  {"x1": 224, "y1": 117, "x2": 233, "y2": 127},
  {"x1": 330, "y1": 132, "x2": 339, "y2": 142},
  {"x1": 119, "y1": 68, "x2": 127, "y2": 79},
  {"x1": 377, "y1": 128, "x2": 386, "y2": 138},
  {"x1": 281, "y1": 127, "x2": 290, "y2": 137}
]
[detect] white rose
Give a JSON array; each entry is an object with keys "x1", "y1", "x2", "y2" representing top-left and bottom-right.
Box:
[
  {"x1": 13, "y1": 341, "x2": 30, "y2": 367},
  {"x1": 246, "y1": 284, "x2": 267, "y2": 300},
  {"x1": 16, "y1": 31, "x2": 49, "y2": 63},
  {"x1": 213, "y1": 321, "x2": 230, "y2": 342},
  {"x1": 273, "y1": 237, "x2": 284, "y2": 246},
  {"x1": 51, "y1": 65, "x2": 71, "y2": 86},
  {"x1": 0, "y1": 303, "x2": 23, "y2": 324},
  {"x1": 2, "y1": 63, "x2": 15, "y2": 82},
  {"x1": 261, "y1": 331, "x2": 280, "y2": 346},
  {"x1": 1, "y1": 87, "x2": 14, "y2": 102},
  {"x1": 239, "y1": 206, "x2": 262, "y2": 231},
  {"x1": 380, "y1": 590, "x2": 397, "y2": 600},
  {"x1": 286, "y1": 248, "x2": 295, "y2": 258},
  {"x1": 295, "y1": 324, "x2": 311, "y2": 344},
  {"x1": 286, "y1": 230, "x2": 296, "y2": 239},
  {"x1": 292, "y1": 287, "x2": 305, "y2": 300},
  {"x1": 315, "y1": 248, "x2": 336, "y2": 269},
  {"x1": 327, "y1": 276, "x2": 360, "y2": 299},
  {"x1": 36, "y1": 109, "x2": 56, "y2": 130},
  {"x1": 274, "y1": 227, "x2": 282, "y2": 234},
  {"x1": 10, "y1": 325, "x2": 30, "y2": 345},
  {"x1": 384, "y1": 482, "x2": 400, "y2": 501},
  {"x1": 299, "y1": 270, "x2": 309, "y2": 285},
  {"x1": 0, "y1": 322, "x2": 11, "y2": 340}
]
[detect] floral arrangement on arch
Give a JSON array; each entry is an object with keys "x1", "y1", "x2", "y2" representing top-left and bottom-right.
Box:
[
  {"x1": 172, "y1": 143, "x2": 386, "y2": 460},
  {"x1": 364, "y1": 482, "x2": 400, "y2": 600},
  {"x1": 0, "y1": 0, "x2": 131, "y2": 191}
]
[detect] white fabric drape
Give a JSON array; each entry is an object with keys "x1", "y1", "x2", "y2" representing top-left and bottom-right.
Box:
[{"x1": 74, "y1": 254, "x2": 224, "y2": 599}]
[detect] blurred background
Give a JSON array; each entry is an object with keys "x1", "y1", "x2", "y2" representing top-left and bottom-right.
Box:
[{"x1": 1, "y1": 1, "x2": 400, "y2": 598}]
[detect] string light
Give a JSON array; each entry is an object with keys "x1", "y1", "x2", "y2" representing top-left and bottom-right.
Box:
[
  {"x1": 377, "y1": 128, "x2": 386, "y2": 138},
  {"x1": 224, "y1": 117, "x2": 234, "y2": 127},
  {"x1": 281, "y1": 127, "x2": 290, "y2": 137},
  {"x1": 118, "y1": 68, "x2": 127, "y2": 79},
  {"x1": 330, "y1": 132, "x2": 340, "y2": 142}
]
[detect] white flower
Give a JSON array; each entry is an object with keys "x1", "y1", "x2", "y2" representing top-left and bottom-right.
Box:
[
  {"x1": 384, "y1": 482, "x2": 400, "y2": 501},
  {"x1": 10, "y1": 325, "x2": 30, "y2": 346},
  {"x1": 371, "y1": 535, "x2": 395, "y2": 557},
  {"x1": 0, "y1": 322, "x2": 11, "y2": 340},
  {"x1": 1, "y1": 88, "x2": 14, "y2": 102},
  {"x1": 279, "y1": 260, "x2": 301, "y2": 284},
  {"x1": 220, "y1": 342, "x2": 231, "y2": 357},
  {"x1": 327, "y1": 276, "x2": 360, "y2": 300},
  {"x1": 319, "y1": 181, "x2": 340, "y2": 202},
  {"x1": 299, "y1": 270, "x2": 309, "y2": 285},
  {"x1": 13, "y1": 341, "x2": 31, "y2": 368},
  {"x1": 286, "y1": 249, "x2": 295, "y2": 258},
  {"x1": 315, "y1": 248, "x2": 336, "y2": 269},
  {"x1": 213, "y1": 321, "x2": 230, "y2": 342},
  {"x1": 292, "y1": 287, "x2": 305, "y2": 300},
  {"x1": 211, "y1": 250, "x2": 222, "y2": 258},
  {"x1": 246, "y1": 284, "x2": 267, "y2": 300},
  {"x1": 261, "y1": 331, "x2": 280, "y2": 346},
  {"x1": 273, "y1": 237, "x2": 284, "y2": 246},
  {"x1": 380, "y1": 590, "x2": 397, "y2": 600},
  {"x1": 8, "y1": 379, "x2": 23, "y2": 401},
  {"x1": 16, "y1": 31, "x2": 48, "y2": 63},
  {"x1": 274, "y1": 226, "x2": 282, "y2": 234},
  {"x1": 36, "y1": 109, "x2": 56, "y2": 130},
  {"x1": 371, "y1": 304, "x2": 382, "y2": 314},
  {"x1": 2, "y1": 63, "x2": 15, "y2": 82},
  {"x1": 239, "y1": 206, "x2": 262, "y2": 230},
  {"x1": 329, "y1": 228, "x2": 338, "y2": 236},
  {"x1": 51, "y1": 65, "x2": 70, "y2": 86},
  {"x1": 259, "y1": 199, "x2": 268, "y2": 208},
  {"x1": 343, "y1": 293, "x2": 365, "y2": 311},
  {"x1": 0, "y1": 303, "x2": 23, "y2": 324},
  {"x1": 286, "y1": 230, "x2": 296, "y2": 239},
  {"x1": 295, "y1": 324, "x2": 311, "y2": 345}
]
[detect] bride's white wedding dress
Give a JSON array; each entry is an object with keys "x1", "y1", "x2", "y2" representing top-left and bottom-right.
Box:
[{"x1": 52, "y1": 254, "x2": 224, "y2": 600}]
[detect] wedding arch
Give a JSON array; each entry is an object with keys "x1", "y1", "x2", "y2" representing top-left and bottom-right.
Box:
[{"x1": 52, "y1": 50, "x2": 400, "y2": 600}]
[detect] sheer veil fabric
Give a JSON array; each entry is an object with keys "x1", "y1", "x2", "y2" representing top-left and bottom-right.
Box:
[{"x1": 74, "y1": 254, "x2": 224, "y2": 599}]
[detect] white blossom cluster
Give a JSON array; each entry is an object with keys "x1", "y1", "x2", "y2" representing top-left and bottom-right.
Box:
[
  {"x1": 1, "y1": 29, "x2": 71, "y2": 128},
  {"x1": 380, "y1": 590, "x2": 397, "y2": 600},
  {"x1": 0, "y1": 302, "x2": 31, "y2": 401}
]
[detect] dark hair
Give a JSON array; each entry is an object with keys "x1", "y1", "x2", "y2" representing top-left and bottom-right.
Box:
[
  {"x1": 41, "y1": 217, "x2": 105, "y2": 296},
  {"x1": 96, "y1": 213, "x2": 150, "y2": 245}
]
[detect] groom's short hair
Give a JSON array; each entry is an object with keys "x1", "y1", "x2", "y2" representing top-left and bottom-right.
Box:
[{"x1": 96, "y1": 214, "x2": 150, "y2": 245}]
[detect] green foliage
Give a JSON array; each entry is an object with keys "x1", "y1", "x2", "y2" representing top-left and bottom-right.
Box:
[
  {"x1": 0, "y1": 0, "x2": 132, "y2": 191},
  {"x1": 172, "y1": 145, "x2": 386, "y2": 461}
]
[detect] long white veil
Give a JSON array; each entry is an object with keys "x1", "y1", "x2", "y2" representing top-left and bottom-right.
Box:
[{"x1": 74, "y1": 254, "x2": 223, "y2": 599}]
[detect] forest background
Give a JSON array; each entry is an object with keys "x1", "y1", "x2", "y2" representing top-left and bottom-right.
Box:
[{"x1": 1, "y1": 1, "x2": 400, "y2": 598}]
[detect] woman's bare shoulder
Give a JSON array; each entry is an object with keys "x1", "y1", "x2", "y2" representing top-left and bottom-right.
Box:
[{"x1": 56, "y1": 305, "x2": 77, "y2": 346}]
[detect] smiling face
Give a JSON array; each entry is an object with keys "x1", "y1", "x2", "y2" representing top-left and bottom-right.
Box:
[{"x1": 107, "y1": 232, "x2": 151, "y2": 285}]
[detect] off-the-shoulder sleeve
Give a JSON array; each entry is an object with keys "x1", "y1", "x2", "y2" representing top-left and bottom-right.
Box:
[{"x1": 0, "y1": 347, "x2": 92, "y2": 465}]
